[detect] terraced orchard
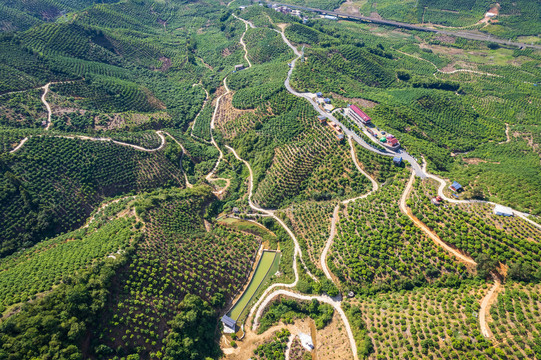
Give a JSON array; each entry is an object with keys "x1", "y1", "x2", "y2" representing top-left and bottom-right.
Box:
[
  {"x1": 331, "y1": 175, "x2": 469, "y2": 294},
  {"x1": 250, "y1": 102, "x2": 369, "y2": 208},
  {"x1": 357, "y1": 282, "x2": 495, "y2": 359},
  {"x1": 410, "y1": 179, "x2": 541, "y2": 277},
  {"x1": 280, "y1": 201, "x2": 336, "y2": 269},
  {"x1": 490, "y1": 283, "x2": 541, "y2": 359},
  {"x1": 94, "y1": 188, "x2": 261, "y2": 358},
  {"x1": 0, "y1": 215, "x2": 134, "y2": 313},
  {"x1": 0, "y1": 136, "x2": 183, "y2": 258}
]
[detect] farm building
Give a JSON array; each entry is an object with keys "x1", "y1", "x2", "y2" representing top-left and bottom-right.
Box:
[
  {"x1": 346, "y1": 104, "x2": 372, "y2": 125},
  {"x1": 386, "y1": 135, "x2": 400, "y2": 148},
  {"x1": 234, "y1": 64, "x2": 244, "y2": 71},
  {"x1": 221, "y1": 315, "x2": 237, "y2": 331},
  {"x1": 393, "y1": 156, "x2": 402, "y2": 165},
  {"x1": 324, "y1": 98, "x2": 331, "y2": 104},
  {"x1": 316, "y1": 92, "x2": 323, "y2": 97},
  {"x1": 431, "y1": 198, "x2": 441, "y2": 205},
  {"x1": 494, "y1": 205, "x2": 514, "y2": 217},
  {"x1": 449, "y1": 181, "x2": 463, "y2": 192},
  {"x1": 323, "y1": 15, "x2": 338, "y2": 20},
  {"x1": 379, "y1": 137, "x2": 387, "y2": 143},
  {"x1": 317, "y1": 115, "x2": 327, "y2": 123},
  {"x1": 436, "y1": 196, "x2": 443, "y2": 202}
]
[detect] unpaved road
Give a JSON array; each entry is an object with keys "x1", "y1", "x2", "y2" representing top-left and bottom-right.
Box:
[
  {"x1": 320, "y1": 136, "x2": 380, "y2": 281},
  {"x1": 252, "y1": 289, "x2": 358, "y2": 360},
  {"x1": 161, "y1": 131, "x2": 194, "y2": 188},
  {"x1": 233, "y1": 14, "x2": 253, "y2": 68},
  {"x1": 9, "y1": 137, "x2": 28, "y2": 153},
  {"x1": 190, "y1": 83, "x2": 211, "y2": 143},
  {"x1": 9, "y1": 131, "x2": 166, "y2": 154},
  {"x1": 84, "y1": 195, "x2": 137, "y2": 228},
  {"x1": 480, "y1": 274, "x2": 501, "y2": 339},
  {"x1": 399, "y1": 171, "x2": 477, "y2": 266},
  {"x1": 399, "y1": 169, "x2": 503, "y2": 339},
  {"x1": 423, "y1": 168, "x2": 541, "y2": 231},
  {"x1": 41, "y1": 83, "x2": 53, "y2": 130}
]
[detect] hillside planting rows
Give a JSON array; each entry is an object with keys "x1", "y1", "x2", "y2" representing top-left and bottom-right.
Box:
[{"x1": 0, "y1": 0, "x2": 540, "y2": 359}]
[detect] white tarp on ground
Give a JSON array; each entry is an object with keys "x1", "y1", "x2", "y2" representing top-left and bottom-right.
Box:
[{"x1": 298, "y1": 332, "x2": 314, "y2": 351}]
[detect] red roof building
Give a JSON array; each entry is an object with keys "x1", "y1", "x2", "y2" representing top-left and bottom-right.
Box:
[
  {"x1": 386, "y1": 135, "x2": 399, "y2": 147},
  {"x1": 347, "y1": 105, "x2": 372, "y2": 125}
]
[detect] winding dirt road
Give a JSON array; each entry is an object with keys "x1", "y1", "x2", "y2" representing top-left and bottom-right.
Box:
[
  {"x1": 233, "y1": 14, "x2": 253, "y2": 68},
  {"x1": 320, "y1": 136, "x2": 380, "y2": 281},
  {"x1": 252, "y1": 289, "x2": 358, "y2": 360},
  {"x1": 190, "y1": 83, "x2": 211, "y2": 144},
  {"x1": 480, "y1": 274, "x2": 501, "y2": 339},
  {"x1": 161, "y1": 131, "x2": 194, "y2": 188},
  {"x1": 9, "y1": 131, "x2": 166, "y2": 154},
  {"x1": 394, "y1": 48, "x2": 501, "y2": 78},
  {"x1": 9, "y1": 137, "x2": 28, "y2": 153},
  {"x1": 41, "y1": 83, "x2": 53, "y2": 130},
  {"x1": 399, "y1": 169, "x2": 504, "y2": 338},
  {"x1": 83, "y1": 195, "x2": 137, "y2": 228},
  {"x1": 399, "y1": 171, "x2": 476, "y2": 266},
  {"x1": 423, "y1": 168, "x2": 541, "y2": 231}
]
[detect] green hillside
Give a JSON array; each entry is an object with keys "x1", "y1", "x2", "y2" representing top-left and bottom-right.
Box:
[{"x1": 0, "y1": 0, "x2": 540, "y2": 359}]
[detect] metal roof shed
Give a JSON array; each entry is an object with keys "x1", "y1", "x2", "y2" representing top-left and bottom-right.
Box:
[
  {"x1": 450, "y1": 181, "x2": 462, "y2": 192},
  {"x1": 494, "y1": 205, "x2": 514, "y2": 217},
  {"x1": 221, "y1": 315, "x2": 237, "y2": 330}
]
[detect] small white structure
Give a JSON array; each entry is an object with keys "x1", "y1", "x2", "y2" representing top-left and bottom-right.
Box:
[
  {"x1": 494, "y1": 205, "x2": 514, "y2": 217},
  {"x1": 486, "y1": 12, "x2": 496, "y2": 17},
  {"x1": 323, "y1": 104, "x2": 334, "y2": 112},
  {"x1": 298, "y1": 333, "x2": 314, "y2": 351},
  {"x1": 322, "y1": 15, "x2": 338, "y2": 20}
]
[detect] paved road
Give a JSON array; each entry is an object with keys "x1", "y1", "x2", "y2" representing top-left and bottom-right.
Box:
[
  {"x1": 280, "y1": 28, "x2": 426, "y2": 178},
  {"x1": 422, "y1": 162, "x2": 541, "y2": 231},
  {"x1": 269, "y1": 2, "x2": 541, "y2": 50}
]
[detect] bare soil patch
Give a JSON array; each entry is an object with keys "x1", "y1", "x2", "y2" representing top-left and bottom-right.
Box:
[
  {"x1": 462, "y1": 157, "x2": 488, "y2": 164},
  {"x1": 330, "y1": 93, "x2": 378, "y2": 108},
  {"x1": 215, "y1": 91, "x2": 256, "y2": 139},
  {"x1": 223, "y1": 319, "x2": 312, "y2": 360},
  {"x1": 370, "y1": 12, "x2": 382, "y2": 20},
  {"x1": 435, "y1": 35, "x2": 456, "y2": 43},
  {"x1": 335, "y1": 0, "x2": 363, "y2": 16},
  {"x1": 316, "y1": 313, "x2": 354, "y2": 360},
  {"x1": 158, "y1": 57, "x2": 171, "y2": 71}
]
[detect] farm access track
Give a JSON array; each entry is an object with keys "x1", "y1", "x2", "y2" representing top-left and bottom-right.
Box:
[
  {"x1": 6, "y1": 10, "x2": 539, "y2": 358},
  {"x1": 213, "y1": 15, "x2": 541, "y2": 358}
]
